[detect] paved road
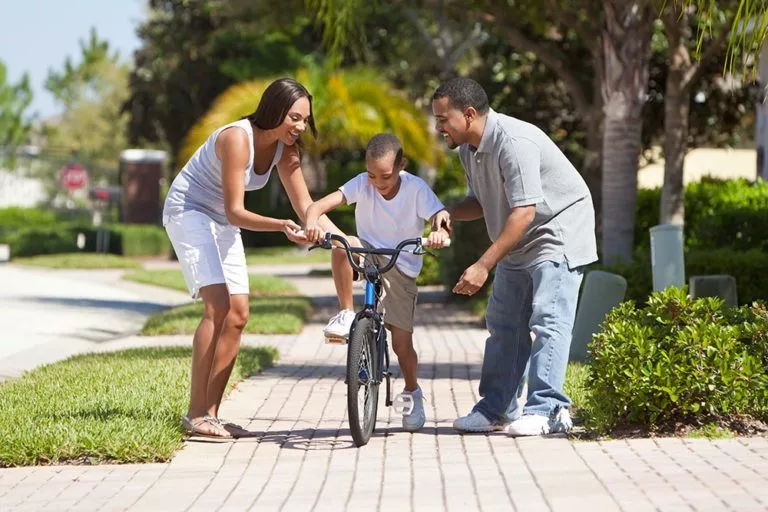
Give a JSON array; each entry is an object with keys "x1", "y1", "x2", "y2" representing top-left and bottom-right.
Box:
[{"x1": 0, "y1": 265, "x2": 188, "y2": 381}]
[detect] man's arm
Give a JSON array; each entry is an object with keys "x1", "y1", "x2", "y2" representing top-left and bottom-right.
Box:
[
  {"x1": 447, "y1": 196, "x2": 484, "y2": 221},
  {"x1": 452, "y1": 205, "x2": 535, "y2": 296}
]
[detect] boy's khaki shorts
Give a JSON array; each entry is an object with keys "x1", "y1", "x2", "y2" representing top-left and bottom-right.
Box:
[{"x1": 359, "y1": 240, "x2": 418, "y2": 333}]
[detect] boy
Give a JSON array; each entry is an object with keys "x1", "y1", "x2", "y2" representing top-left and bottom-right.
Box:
[{"x1": 304, "y1": 133, "x2": 450, "y2": 432}]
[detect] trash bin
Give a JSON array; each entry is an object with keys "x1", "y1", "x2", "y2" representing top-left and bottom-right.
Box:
[{"x1": 120, "y1": 149, "x2": 167, "y2": 224}]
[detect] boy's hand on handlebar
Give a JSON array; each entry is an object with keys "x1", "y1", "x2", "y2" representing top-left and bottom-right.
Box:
[
  {"x1": 424, "y1": 229, "x2": 450, "y2": 249},
  {"x1": 304, "y1": 223, "x2": 325, "y2": 244}
]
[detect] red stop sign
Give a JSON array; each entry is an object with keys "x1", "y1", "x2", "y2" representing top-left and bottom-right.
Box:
[{"x1": 60, "y1": 163, "x2": 88, "y2": 191}]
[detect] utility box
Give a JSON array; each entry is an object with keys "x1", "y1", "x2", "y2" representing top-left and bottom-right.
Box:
[
  {"x1": 120, "y1": 149, "x2": 167, "y2": 224},
  {"x1": 650, "y1": 224, "x2": 685, "y2": 291},
  {"x1": 690, "y1": 275, "x2": 738, "y2": 307},
  {"x1": 570, "y1": 270, "x2": 627, "y2": 362}
]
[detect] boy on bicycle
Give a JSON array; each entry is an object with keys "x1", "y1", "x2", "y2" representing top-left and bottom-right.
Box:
[{"x1": 304, "y1": 133, "x2": 451, "y2": 432}]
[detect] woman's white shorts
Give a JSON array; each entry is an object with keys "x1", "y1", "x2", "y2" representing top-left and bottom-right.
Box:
[{"x1": 164, "y1": 210, "x2": 249, "y2": 299}]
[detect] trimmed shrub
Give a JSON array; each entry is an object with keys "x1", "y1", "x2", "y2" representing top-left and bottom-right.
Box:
[{"x1": 586, "y1": 287, "x2": 768, "y2": 434}]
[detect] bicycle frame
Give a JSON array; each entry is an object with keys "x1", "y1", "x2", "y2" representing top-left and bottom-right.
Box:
[{"x1": 311, "y1": 233, "x2": 426, "y2": 406}]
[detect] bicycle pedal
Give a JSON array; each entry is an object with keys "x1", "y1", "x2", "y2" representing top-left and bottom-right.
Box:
[
  {"x1": 392, "y1": 394, "x2": 414, "y2": 415},
  {"x1": 324, "y1": 334, "x2": 347, "y2": 345}
]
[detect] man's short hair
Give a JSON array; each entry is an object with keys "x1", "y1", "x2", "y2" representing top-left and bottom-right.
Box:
[
  {"x1": 433, "y1": 77, "x2": 489, "y2": 114},
  {"x1": 366, "y1": 133, "x2": 403, "y2": 166}
]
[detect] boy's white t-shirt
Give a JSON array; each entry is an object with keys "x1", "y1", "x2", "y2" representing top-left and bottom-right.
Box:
[{"x1": 339, "y1": 171, "x2": 445, "y2": 278}]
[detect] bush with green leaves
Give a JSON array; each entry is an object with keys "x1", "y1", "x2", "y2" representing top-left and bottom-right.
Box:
[
  {"x1": 585, "y1": 287, "x2": 768, "y2": 434},
  {"x1": 634, "y1": 178, "x2": 768, "y2": 251},
  {"x1": 7, "y1": 223, "x2": 169, "y2": 258},
  {"x1": 592, "y1": 247, "x2": 768, "y2": 305}
]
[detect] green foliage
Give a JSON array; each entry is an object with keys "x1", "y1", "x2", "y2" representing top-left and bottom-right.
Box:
[
  {"x1": 0, "y1": 207, "x2": 58, "y2": 242},
  {"x1": 0, "y1": 346, "x2": 276, "y2": 466},
  {"x1": 0, "y1": 60, "x2": 33, "y2": 161},
  {"x1": 635, "y1": 178, "x2": 768, "y2": 251},
  {"x1": 6, "y1": 223, "x2": 169, "y2": 258},
  {"x1": 109, "y1": 224, "x2": 170, "y2": 257},
  {"x1": 43, "y1": 28, "x2": 130, "y2": 183},
  {"x1": 593, "y1": 247, "x2": 768, "y2": 305},
  {"x1": 585, "y1": 287, "x2": 768, "y2": 434}
]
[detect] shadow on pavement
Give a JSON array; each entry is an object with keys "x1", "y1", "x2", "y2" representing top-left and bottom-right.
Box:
[{"x1": 18, "y1": 296, "x2": 171, "y2": 315}]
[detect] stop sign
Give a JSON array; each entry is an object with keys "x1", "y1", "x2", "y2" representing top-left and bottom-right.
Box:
[{"x1": 59, "y1": 163, "x2": 88, "y2": 191}]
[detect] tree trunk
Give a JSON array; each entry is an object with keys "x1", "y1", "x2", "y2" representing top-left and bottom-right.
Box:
[
  {"x1": 756, "y1": 40, "x2": 768, "y2": 181},
  {"x1": 660, "y1": 8, "x2": 692, "y2": 226},
  {"x1": 601, "y1": 1, "x2": 653, "y2": 265},
  {"x1": 583, "y1": 108, "x2": 604, "y2": 232}
]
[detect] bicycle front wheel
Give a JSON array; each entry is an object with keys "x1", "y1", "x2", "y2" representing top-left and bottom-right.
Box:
[{"x1": 346, "y1": 317, "x2": 379, "y2": 447}]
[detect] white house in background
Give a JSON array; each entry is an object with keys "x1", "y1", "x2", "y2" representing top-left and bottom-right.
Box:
[
  {"x1": 637, "y1": 147, "x2": 757, "y2": 189},
  {"x1": 0, "y1": 169, "x2": 46, "y2": 207}
]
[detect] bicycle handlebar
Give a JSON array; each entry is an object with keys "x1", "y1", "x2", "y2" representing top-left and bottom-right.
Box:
[{"x1": 307, "y1": 232, "x2": 450, "y2": 276}]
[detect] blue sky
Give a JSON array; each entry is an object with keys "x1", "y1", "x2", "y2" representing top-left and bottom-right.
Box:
[{"x1": 0, "y1": 0, "x2": 145, "y2": 120}]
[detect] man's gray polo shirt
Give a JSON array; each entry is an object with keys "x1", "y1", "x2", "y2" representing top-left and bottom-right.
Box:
[{"x1": 459, "y1": 109, "x2": 597, "y2": 270}]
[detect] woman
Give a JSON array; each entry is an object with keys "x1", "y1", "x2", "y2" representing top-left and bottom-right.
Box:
[{"x1": 163, "y1": 78, "x2": 338, "y2": 439}]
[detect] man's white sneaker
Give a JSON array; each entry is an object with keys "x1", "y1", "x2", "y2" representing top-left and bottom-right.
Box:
[
  {"x1": 395, "y1": 387, "x2": 426, "y2": 432},
  {"x1": 506, "y1": 408, "x2": 573, "y2": 437},
  {"x1": 452, "y1": 411, "x2": 507, "y2": 433},
  {"x1": 323, "y1": 309, "x2": 356, "y2": 342}
]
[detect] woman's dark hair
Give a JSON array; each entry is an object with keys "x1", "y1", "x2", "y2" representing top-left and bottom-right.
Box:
[{"x1": 243, "y1": 78, "x2": 318, "y2": 141}]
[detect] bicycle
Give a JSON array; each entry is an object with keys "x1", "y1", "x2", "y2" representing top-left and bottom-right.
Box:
[{"x1": 309, "y1": 232, "x2": 450, "y2": 447}]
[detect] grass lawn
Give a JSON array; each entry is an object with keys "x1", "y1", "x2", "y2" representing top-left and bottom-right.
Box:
[
  {"x1": 0, "y1": 346, "x2": 277, "y2": 467},
  {"x1": 123, "y1": 269, "x2": 298, "y2": 296},
  {"x1": 12, "y1": 253, "x2": 141, "y2": 269},
  {"x1": 245, "y1": 245, "x2": 330, "y2": 265},
  {"x1": 140, "y1": 296, "x2": 311, "y2": 335}
]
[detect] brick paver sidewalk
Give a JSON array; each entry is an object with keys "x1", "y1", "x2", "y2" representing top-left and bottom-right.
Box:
[{"x1": 2, "y1": 302, "x2": 768, "y2": 511}]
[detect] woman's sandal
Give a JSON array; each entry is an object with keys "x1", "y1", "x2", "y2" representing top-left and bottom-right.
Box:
[
  {"x1": 206, "y1": 416, "x2": 252, "y2": 439},
  {"x1": 182, "y1": 415, "x2": 233, "y2": 441}
]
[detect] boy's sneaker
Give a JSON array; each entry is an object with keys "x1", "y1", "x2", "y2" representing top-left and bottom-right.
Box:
[
  {"x1": 395, "y1": 387, "x2": 425, "y2": 432},
  {"x1": 452, "y1": 411, "x2": 507, "y2": 433},
  {"x1": 506, "y1": 408, "x2": 573, "y2": 437},
  {"x1": 323, "y1": 309, "x2": 355, "y2": 342}
]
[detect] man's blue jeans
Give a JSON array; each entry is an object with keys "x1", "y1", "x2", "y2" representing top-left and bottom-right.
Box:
[{"x1": 472, "y1": 258, "x2": 584, "y2": 422}]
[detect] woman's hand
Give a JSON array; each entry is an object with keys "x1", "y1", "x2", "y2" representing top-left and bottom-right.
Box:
[{"x1": 282, "y1": 219, "x2": 309, "y2": 245}]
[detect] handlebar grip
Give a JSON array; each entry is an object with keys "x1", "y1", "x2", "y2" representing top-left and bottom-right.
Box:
[{"x1": 421, "y1": 237, "x2": 451, "y2": 248}]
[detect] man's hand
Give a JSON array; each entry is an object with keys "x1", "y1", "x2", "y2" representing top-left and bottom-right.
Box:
[
  {"x1": 431, "y1": 209, "x2": 452, "y2": 234},
  {"x1": 452, "y1": 262, "x2": 490, "y2": 296},
  {"x1": 282, "y1": 219, "x2": 309, "y2": 244}
]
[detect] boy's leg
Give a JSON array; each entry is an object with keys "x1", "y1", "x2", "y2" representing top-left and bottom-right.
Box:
[
  {"x1": 389, "y1": 325, "x2": 418, "y2": 391},
  {"x1": 323, "y1": 235, "x2": 363, "y2": 341},
  {"x1": 330, "y1": 235, "x2": 362, "y2": 311}
]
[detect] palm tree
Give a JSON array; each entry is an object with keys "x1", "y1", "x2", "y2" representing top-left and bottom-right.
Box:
[{"x1": 179, "y1": 66, "x2": 442, "y2": 193}]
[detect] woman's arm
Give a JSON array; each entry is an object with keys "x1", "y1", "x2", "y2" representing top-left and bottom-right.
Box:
[
  {"x1": 277, "y1": 146, "x2": 344, "y2": 235},
  {"x1": 218, "y1": 128, "x2": 304, "y2": 239}
]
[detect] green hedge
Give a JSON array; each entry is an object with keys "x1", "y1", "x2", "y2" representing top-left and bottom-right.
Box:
[
  {"x1": 585, "y1": 287, "x2": 768, "y2": 434},
  {"x1": 7, "y1": 224, "x2": 169, "y2": 258},
  {"x1": 593, "y1": 247, "x2": 768, "y2": 305},
  {"x1": 635, "y1": 178, "x2": 768, "y2": 251}
]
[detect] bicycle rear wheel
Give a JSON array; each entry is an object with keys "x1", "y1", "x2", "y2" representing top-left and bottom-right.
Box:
[{"x1": 346, "y1": 317, "x2": 379, "y2": 447}]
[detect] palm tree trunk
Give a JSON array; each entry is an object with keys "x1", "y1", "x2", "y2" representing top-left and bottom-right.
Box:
[
  {"x1": 601, "y1": 1, "x2": 653, "y2": 265},
  {"x1": 660, "y1": 8, "x2": 692, "y2": 226}
]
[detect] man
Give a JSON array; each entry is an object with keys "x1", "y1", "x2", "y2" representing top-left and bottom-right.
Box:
[{"x1": 431, "y1": 77, "x2": 597, "y2": 436}]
